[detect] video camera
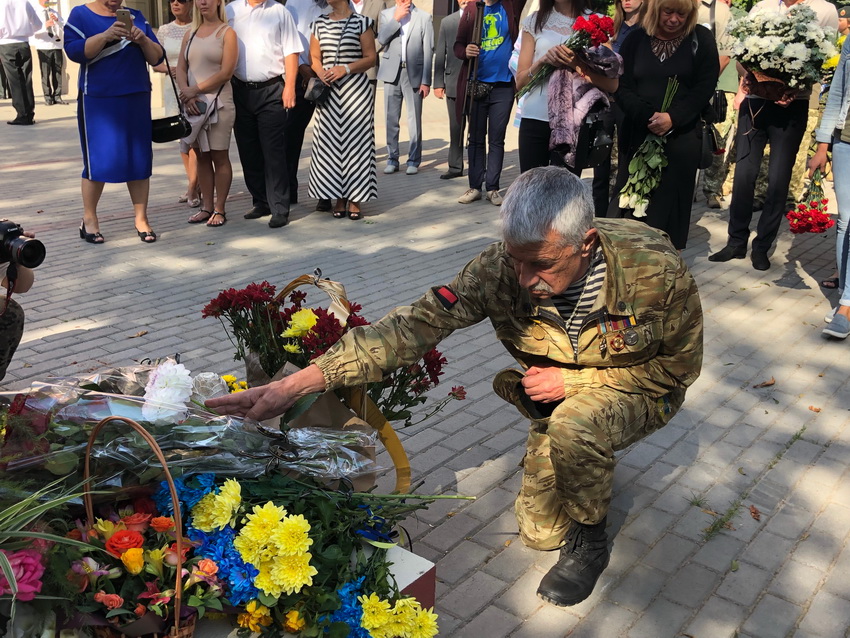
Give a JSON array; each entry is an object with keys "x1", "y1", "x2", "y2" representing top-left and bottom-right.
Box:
[{"x1": 0, "y1": 221, "x2": 46, "y2": 269}]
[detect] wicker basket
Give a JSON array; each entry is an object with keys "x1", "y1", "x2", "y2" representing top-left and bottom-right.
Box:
[
  {"x1": 83, "y1": 416, "x2": 193, "y2": 638},
  {"x1": 251, "y1": 272, "x2": 412, "y2": 494}
]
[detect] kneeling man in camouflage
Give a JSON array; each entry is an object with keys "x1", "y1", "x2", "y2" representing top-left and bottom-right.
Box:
[{"x1": 208, "y1": 166, "x2": 704, "y2": 606}]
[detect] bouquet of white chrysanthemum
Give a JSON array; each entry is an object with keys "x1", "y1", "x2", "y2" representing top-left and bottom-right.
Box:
[{"x1": 729, "y1": 5, "x2": 836, "y2": 99}]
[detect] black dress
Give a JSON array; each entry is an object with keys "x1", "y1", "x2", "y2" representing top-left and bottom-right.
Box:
[{"x1": 607, "y1": 25, "x2": 718, "y2": 249}]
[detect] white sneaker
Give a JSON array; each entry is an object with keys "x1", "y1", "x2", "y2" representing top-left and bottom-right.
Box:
[
  {"x1": 487, "y1": 190, "x2": 503, "y2": 206},
  {"x1": 458, "y1": 188, "x2": 482, "y2": 204},
  {"x1": 384, "y1": 164, "x2": 399, "y2": 174},
  {"x1": 406, "y1": 165, "x2": 418, "y2": 175},
  {"x1": 825, "y1": 307, "x2": 837, "y2": 323}
]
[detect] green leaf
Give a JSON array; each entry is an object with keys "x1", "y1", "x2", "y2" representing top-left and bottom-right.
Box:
[
  {"x1": 187, "y1": 595, "x2": 204, "y2": 607},
  {"x1": 731, "y1": 560, "x2": 739, "y2": 572},
  {"x1": 328, "y1": 622, "x2": 351, "y2": 638},
  {"x1": 257, "y1": 591, "x2": 278, "y2": 607},
  {"x1": 105, "y1": 608, "x2": 136, "y2": 618},
  {"x1": 205, "y1": 598, "x2": 223, "y2": 611}
]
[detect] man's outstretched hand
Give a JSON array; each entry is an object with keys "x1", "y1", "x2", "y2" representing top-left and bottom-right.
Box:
[{"x1": 205, "y1": 364, "x2": 327, "y2": 422}]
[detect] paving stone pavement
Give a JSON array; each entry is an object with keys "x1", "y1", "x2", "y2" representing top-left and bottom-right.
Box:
[{"x1": 2, "y1": 87, "x2": 850, "y2": 638}]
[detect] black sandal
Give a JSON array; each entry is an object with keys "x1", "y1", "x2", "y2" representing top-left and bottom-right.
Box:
[
  {"x1": 135, "y1": 227, "x2": 157, "y2": 243},
  {"x1": 207, "y1": 211, "x2": 227, "y2": 227},
  {"x1": 188, "y1": 209, "x2": 213, "y2": 224},
  {"x1": 347, "y1": 208, "x2": 362, "y2": 221},
  {"x1": 333, "y1": 208, "x2": 347, "y2": 218},
  {"x1": 821, "y1": 277, "x2": 840, "y2": 289},
  {"x1": 79, "y1": 220, "x2": 105, "y2": 244}
]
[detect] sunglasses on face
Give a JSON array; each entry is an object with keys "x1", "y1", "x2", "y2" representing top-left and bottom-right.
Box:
[{"x1": 170, "y1": 0, "x2": 191, "y2": 4}]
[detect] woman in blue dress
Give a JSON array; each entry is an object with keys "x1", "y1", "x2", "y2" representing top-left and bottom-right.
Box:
[{"x1": 65, "y1": 0, "x2": 165, "y2": 244}]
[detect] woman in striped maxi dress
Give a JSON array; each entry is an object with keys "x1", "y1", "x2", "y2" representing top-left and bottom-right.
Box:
[{"x1": 307, "y1": 0, "x2": 378, "y2": 220}]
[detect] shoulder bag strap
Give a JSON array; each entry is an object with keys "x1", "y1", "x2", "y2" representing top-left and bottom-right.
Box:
[
  {"x1": 184, "y1": 28, "x2": 224, "y2": 127},
  {"x1": 334, "y1": 14, "x2": 356, "y2": 66}
]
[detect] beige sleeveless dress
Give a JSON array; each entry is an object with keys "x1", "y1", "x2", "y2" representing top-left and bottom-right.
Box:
[{"x1": 183, "y1": 23, "x2": 235, "y2": 151}]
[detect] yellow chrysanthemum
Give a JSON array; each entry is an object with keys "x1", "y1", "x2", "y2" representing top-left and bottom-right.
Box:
[
  {"x1": 409, "y1": 606, "x2": 439, "y2": 638},
  {"x1": 359, "y1": 593, "x2": 392, "y2": 631},
  {"x1": 271, "y1": 514, "x2": 313, "y2": 556},
  {"x1": 281, "y1": 308, "x2": 318, "y2": 338},
  {"x1": 284, "y1": 610, "x2": 306, "y2": 633},
  {"x1": 221, "y1": 375, "x2": 236, "y2": 383},
  {"x1": 238, "y1": 381, "x2": 247, "y2": 389},
  {"x1": 207, "y1": 479, "x2": 241, "y2": 530},
  {"x1": 283, "y1": 343, "x2": 302, "y2": 354},
  {"x1": 237, "y1": 600, "x2": 273, "y2": 632},
  {"x1": 234, "y1": 502, "x2": 287, "y2": 565},
  {"x1": 384, "y1": 599, "x2": 417, "y2": 638},
  {"x1": 190, "y1": 493, "x2": 218, "y2": 532},
  {"x1": 269, "y1": 553, "x2": 318, "y2": 595},
  {"x1": 121, "y1": 547, "x2": 144, "y2": 575},
  {"x1": 253, "y1": 561, "x2": 283, "y2": 598}
]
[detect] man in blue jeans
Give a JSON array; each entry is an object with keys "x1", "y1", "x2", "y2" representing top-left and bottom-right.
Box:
[{"x1": 454, "y1": 0, "x2": 524, "y2": 206}]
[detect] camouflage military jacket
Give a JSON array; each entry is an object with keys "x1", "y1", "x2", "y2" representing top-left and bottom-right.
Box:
[{"x1": 315, "y1": 218, "x2": 703, "y2": 400}]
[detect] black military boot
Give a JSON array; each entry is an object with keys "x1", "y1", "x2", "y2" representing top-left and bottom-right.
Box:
[{"x1": 537, "y1": 518, "x2": 609, "y2": 607}]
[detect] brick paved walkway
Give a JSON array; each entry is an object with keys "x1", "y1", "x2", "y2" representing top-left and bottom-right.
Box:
[{"x1": 2, "y1": 88, "x2": 849, "y2": 638}]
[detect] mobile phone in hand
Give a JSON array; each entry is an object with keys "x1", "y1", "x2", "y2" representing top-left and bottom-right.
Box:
[
  {"x1": 115, "y1": 8, "x2": 133, "y2": 31},
  {"x1": 196, "y1": 101, "x2": 207, "y2": 114}
]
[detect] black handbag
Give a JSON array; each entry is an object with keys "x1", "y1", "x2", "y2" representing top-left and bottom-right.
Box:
[
  {"x1": 152, "y1": 52, "x2": 191, "y2": 143},
  {"x1": 305, "y1": 76, "x2": 331, "y2": 104},
  {"x1": 708, "y1": 89, "x2": 727, "y2": 124},
  {"x1": 470, "y1": 81, "x2": 493, "y2": 100},
  {"x1": 306, "y1": 14, "x2": 354, "y2": 106},
  {"x1": 573, "y1": 109, "x2": 614, "y2": 171}
]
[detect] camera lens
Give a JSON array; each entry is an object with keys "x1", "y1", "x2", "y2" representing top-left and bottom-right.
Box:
[{"x1": 8, "y1": 237, "x2": 45, "y2": 269}]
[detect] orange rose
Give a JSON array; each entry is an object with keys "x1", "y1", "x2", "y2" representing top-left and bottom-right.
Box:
[
  {"x1": 134, "y1": 603, "x2": 146, "y2": 617},
  {"x1": 65, "y1": 529, "x2": 83, "y2": 541},
  {"x1": 94, "y1": 590, "x2": 124, "y2": 610},
  {"x1": 121, "y1": 513, "x2": 151, "y2": 533},
  {"x1": 197, "y1": 558, "x2": 218, "y2": 577},
  {"x1": 105, "y1": 530, "x2": 144, "y2": 558},
  {"x1": 150, "y1": 517, "x2": 174, "y2": 533}
]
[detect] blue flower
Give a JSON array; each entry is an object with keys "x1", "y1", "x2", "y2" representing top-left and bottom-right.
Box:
[{"x1": 323, "y1": 577, "x2": 368, "y2": 636}]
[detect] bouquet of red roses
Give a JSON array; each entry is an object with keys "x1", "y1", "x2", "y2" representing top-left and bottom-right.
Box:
[
  {"x1": 517, "y1": 13, "x2": 615, "y2": 99},
  {"x1": 785, "y1": 169, "x2": 835, "y2": 234}
]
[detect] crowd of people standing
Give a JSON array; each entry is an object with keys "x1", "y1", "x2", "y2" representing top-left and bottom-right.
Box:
[{"x1": 5, "y1": 0, "x2": 850, "y2": 339}]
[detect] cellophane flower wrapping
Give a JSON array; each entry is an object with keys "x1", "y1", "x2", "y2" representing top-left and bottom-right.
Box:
[{"x1": 0, "y1": 360, "x2": 379, "y2": 493}]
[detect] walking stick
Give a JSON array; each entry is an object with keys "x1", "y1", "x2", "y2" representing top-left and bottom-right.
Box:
[{"x1": 463, "y1": 1, "x2": 485, "y2": 149}]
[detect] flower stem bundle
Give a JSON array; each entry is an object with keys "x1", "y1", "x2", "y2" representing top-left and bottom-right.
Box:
[{"x1": 618, "y1": 77, "x2": 679, "y2": 218}]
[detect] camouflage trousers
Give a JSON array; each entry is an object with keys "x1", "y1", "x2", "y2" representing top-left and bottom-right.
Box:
[
  {"x1": 0, "y1": 299, "x2": 24, "y2": 382},
  {"x1": 494, "y1": 369, "x2": 672, "y2": 551}
]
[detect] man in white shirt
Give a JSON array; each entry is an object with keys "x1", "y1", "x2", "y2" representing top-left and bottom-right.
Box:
[
  {"x1": 226, "y1": 0, "x2": 303, "y2": 228},
  {"x1": 29, "y1": 0, "x2": 64, "y2": 106},
  {"x1": 0, "y1": 0, "x2": 42, "y2": 125},
  {"x1": 377, "y1": 0, "x2": 433, "y2": 175}
]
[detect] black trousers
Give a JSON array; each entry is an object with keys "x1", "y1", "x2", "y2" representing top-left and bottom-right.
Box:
[
  {"x1": 37, "y1": 49, "x2": 63, "y2": 100},
  {"x1": 283, "y1": 78, "x2": 315, "y2": 202},
  {"x1": 591, "y1": 105, "x2": 622, "y2": 217},
  {"x1": 726, "y1": 98, "x2": 809, "y2": 253},
  {"x1": 0, "y1": 42, "x2": 35, "y2": 123},
  {"x1": 467, "y1": 83, "x2": 513, "y2": 191},
  {"x1": 232, "y1": 78, "x2": 290, "y2": 217},
  {"x1": 517, "y1": 117, "x2": 578, "y2": 174},
  {"x1": 445, "y1": 96, "x2": 465, "y2": 173},
  {"x1": 0, "y1": 63, "x2": 9, "y2": 99}
]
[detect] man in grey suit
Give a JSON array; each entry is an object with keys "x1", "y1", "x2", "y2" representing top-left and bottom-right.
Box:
[
  {"x1": 377, "y1": 0, "x2": 434, "y2": 175},
  {"x1": 352, "y1": 0, "x2": 386, "y2": 87},
  {"x1": 433, "y1": 0, "x2": 467, "y2": 180}
]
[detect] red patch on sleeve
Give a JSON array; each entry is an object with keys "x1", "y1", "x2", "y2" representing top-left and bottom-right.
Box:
[{"x1": 432, "y1": 286, "x2": 458, "y2": 309}]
